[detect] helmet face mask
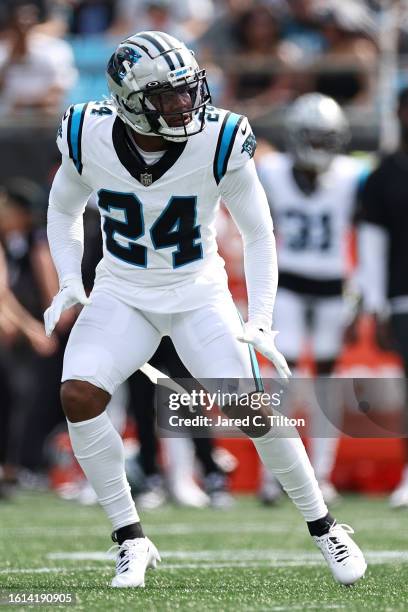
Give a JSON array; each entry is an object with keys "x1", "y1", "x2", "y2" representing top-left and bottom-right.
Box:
[
  {"x1": 133, "y1": 70, "x2": 210, "y2": 139},
  {"x1": 285, "y1": 93, "x2": 350, "y2": 173},
  {"x1": 106, "y1": 32, "x2": 211, "y2": 142}
]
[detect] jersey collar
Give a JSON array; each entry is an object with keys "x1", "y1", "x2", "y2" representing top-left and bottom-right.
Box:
[{"x1": 112, "y1": 117, "x2": 187, "y2": 186}]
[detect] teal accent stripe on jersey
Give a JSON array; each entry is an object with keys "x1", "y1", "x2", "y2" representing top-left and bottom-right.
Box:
[
  {"x1": 357, "y1": 165, "x2": 370, "y2": 194},
  {"x1": 236, "y1": 309, "x2": 264, "y2": 393},
  {"x1": 248, "y1": 343, "x2": 263, "y2": 392},
  {"x1": 213, "y1": 112, "x2": 243, "y2": 184},
  {"x1": 68, "y1": 103, "x2": 87, "y2": 174}
]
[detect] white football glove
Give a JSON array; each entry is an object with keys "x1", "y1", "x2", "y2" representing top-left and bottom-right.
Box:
[
  {"x1": 44, "y1": 275, "x2": 91, "y2": 337},
  {"x1": 237, "y1": 321, "x2": 292, "y2": 379}
]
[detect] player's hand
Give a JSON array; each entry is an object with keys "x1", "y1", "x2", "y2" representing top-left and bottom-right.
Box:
[
  {"x1": 44, "y1": 276, "x2": 91, "y2": 337},
  {"x1": 27, "y1": 325, "x2": 59, "y2": 356},
  {"x1": 237, "y1": 322, "x2": 292, "y2": 379}
]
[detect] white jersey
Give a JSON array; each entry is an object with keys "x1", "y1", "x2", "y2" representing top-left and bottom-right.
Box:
[
  {"x1": 52, "y1": 100, "x2": 274, "y2": 320},
  {"x1": 257, "y1": 152, "x2": 365, "y2": 281}
]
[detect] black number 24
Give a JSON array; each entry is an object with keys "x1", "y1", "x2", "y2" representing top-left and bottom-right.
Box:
[{"x1": 98, "y1": 190, "x2": 202, "y2": 268}]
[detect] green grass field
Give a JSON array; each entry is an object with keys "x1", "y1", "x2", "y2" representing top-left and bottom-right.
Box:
[{"x1": 0, "y1": 492, "x2": 407, "y2": 611}]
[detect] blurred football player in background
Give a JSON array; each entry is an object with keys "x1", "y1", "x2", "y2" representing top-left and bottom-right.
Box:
[
  {"x1": 358, "y1": 86, "x2": 408, "y2": 509},
  {"x1": 43, "y1": 33, "x2": 366, "y2": 588},
  {"x1": 0, "y1": 180, "x2": 58, "y2": 487},
  {"x1": 0, "y1": 189, "x2": 57, "y2": 498},
  {"x1": 258, "y1": 93, "x2": 367, "y2": 505},
  {"x1": 128, "y1": 337, "x2": 234, "y2": 510}
]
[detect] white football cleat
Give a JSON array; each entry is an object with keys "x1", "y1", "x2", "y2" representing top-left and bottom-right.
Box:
[
  {"x1": 313, "y1": 522, "x2": 367, "y2": 585},
  {"x1": 136, "y1": 477, "x2": 167, "y2": 511},
  {"x1": 171, "y1": 480, "x2": 210, "y2": 508},
  {"x1": 169, "y1": 476, "x2": 210, "y2": 508},
  {"x1": 77, "y1": 481, "x2": 98, "y2": 506},
  {"x1": 319, "y1": 480, "x2": 341, "y2": 506},
  {"x1": 389, "y1": 480, "x2": 408, "y2": 509},
  {"x1": 111, "y1": 537, "x2": 161, "y2": 588}
]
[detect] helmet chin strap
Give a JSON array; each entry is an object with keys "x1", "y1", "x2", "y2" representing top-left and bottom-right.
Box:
[
  {"x1": 162, "y1": 133, "x2": 189, "y2": 143},
  {"x1": 143, "y1": 96, "x2": 192, "y2": 141},
  {"x1": 118, "y1": 105, "x2": 189, "y2": 142},
  {"x1": 116, "y1": 91, "x2": 202, "y2": 142},
  {"x1": 116, "y1": 106, "x2": 155, "y2": 136}
]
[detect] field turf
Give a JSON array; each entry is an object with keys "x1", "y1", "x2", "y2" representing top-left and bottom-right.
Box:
[{"x1": 0, "y1": 492, "x2": 407, "y2": 611}]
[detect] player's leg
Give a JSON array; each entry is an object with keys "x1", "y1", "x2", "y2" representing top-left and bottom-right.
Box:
[
  {"x1": 0, "y1": 355, "x2": 12, "y2": 498},
  {"x1": 148, "y1": 339, "x2": 208, "y2": 507},
  {"x1": 127, "y1": 370, "x2": 167, "y2": 510},
  {"x1": 151, "y1": 336, "x2": 230, "y2": 507},
  {"x1": 259, "y1": 288, "x2": 305, "y2": 503},
  {"x1": 273, "y1": 288, "x2": 306, "y2": 365},
  {"x1": 61, "y1": 291, "x2": 162, "y2": 586},
  {"x1": 171, "y1": 298, "x2": 328, "y2": 520},
  {"x1": 19, "y1": 334, "x2": 68, "y2": 475},
  {"x1": 170, "y1": 297, "x2": 366, "y2": 584},
  {"x1": 310, "y1": 296, "x2": 345, "y2": 504},
  {"x1": 389, "y1": 312, "x2": 408, "y2": 507}
]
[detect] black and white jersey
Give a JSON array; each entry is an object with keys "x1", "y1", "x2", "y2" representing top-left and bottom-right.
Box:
[{"x1": 258, "y1": 152, "x2": 365, "y2": 285}]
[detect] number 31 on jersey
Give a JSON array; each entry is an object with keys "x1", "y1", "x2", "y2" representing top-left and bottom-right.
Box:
[{"x1": 98, "y1": 190, "x2": 203, "y2": 268}]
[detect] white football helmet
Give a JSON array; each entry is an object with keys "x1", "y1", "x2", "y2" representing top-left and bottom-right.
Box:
[
  {"x1": 106, "y1": 31, "x2": 211, "y2": 142},
  {"x1": 285, "y1": 93, "x2": 350, "y2": 172}
]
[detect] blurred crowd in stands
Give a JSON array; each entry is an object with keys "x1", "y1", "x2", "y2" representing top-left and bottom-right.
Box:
[{"x1": 1, "y1": 0, "x2": 408, "y2": 118}]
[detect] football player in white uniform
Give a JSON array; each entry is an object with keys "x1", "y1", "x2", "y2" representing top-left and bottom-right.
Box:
[
  {"x1": 44, "y1": 33, "x2": 366, "y2": 588},
  {"x1": 258, "y1": 94, "x2": 367, "y2": 504}
]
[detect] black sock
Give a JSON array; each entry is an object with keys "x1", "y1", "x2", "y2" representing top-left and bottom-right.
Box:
[
  {"x1": 112, "y1": 522, "x2": 144, "y2": 545},
  {"x1": 307, "y1": 513, "x2": 335, "y2": 537}
]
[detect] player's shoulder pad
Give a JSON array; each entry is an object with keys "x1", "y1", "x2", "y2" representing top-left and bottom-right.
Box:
[
  {"x1": 56, "y1": 100, "x2": 115, "y2": 175},
  {"x1": 212, "y1": 109, "x2": 256, "y2": 185}
]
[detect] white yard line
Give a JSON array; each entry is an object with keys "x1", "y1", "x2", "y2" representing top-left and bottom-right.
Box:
[
  {"x1": 1, "y1": 549, "x2": 408, "y2": 575},
  {"x1": 46, "y1": 549, "x2": 408, "y2": 564},
  {"x1": 0, "y1": 566, "x2": 105, "y2": 574},
  {"x1": 266, "y1": 606, "x2": 345, "y2": 611}
]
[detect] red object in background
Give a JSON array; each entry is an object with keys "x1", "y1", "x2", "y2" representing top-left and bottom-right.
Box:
[
  {"x1": 214, "y1": 315, "x2": 406, "y2": 495},
  {"x1": 332, "y1": 316, "x2": 405, "y2": 494},
  {"x1": 48, "y1": 430, "x2": 83, "y2": 492},
  {"x1": 332, "y1": 437, "x2": 404, "y2": 494},
  {"x1": 217, "y1": 438, "x2": 261, "y2": 493},
  {"x1": 216, "y1": 436, "x2": 405, "y2": 495}
]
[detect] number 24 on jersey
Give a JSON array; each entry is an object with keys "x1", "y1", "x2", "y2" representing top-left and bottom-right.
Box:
[{"x1": 98, "y1": 190, "x2": 202, "y2": 268}]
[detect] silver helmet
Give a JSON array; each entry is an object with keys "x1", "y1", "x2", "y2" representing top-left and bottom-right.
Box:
[
  {"x1": 285, "y1": 93, "x2": 350, "y2": 172},
  {"x1": 106, "y1": 31, "x2": 211, "y2": 142}
]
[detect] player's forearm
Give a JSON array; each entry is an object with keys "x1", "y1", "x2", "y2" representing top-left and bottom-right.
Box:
[
  {"x1": 47, "y1": 160, "x2": 92, "y2": 285},
  {"x1": 221, "y1": 161, "x2": 277, "y2": 329},
  {"x1": 47, "y1": 204, "x2": 84, "y2": 285},
  {"x1": 243, "y1": 229, "x2": 277, "y2": 330},
  {"x1": 2, "y1": 290, "x2": 42, "y2": 334},
  {"x1": 30, "y1": 242, "x2": 59, "y2": 308},
  {"x1": 358, "y1": 222, "x2": 388, "y2": 313}
]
